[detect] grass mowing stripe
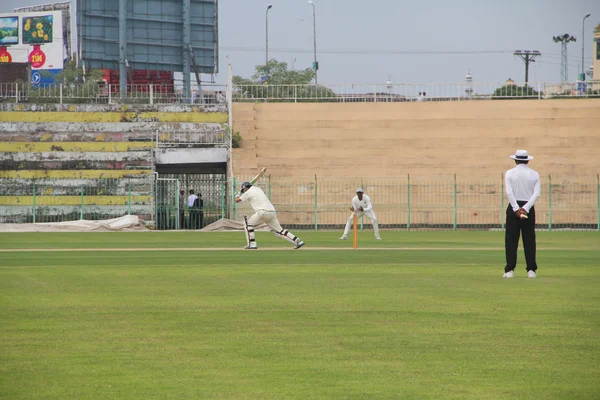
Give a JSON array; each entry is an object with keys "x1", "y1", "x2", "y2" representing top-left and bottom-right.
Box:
[
  {"x1": 1, "y1": 250, "x2": 599, "y2": 269},
  {"x1": 1, "y1": 231, "x2": 598, "y2": 249}
]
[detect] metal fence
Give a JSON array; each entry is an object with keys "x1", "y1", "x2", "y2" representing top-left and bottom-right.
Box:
[
  {"x1": 155, "y1": 129, "x2": 230, "y2": 148},
  {"x1": 232, "y1": 81, "x2": 600, "y2": 103},
  {"x1": 232, "y1": 175, "x2": 600, "y2": 231},
  {"x1": 1, "y1": 175, "x2": 598, "y2": 231},
  {"x1": 155, "y1": 174, "x2": 228, "y2": 230},
  {"x1": 0, "y1": 177, "x2": 153, "y2": 223},
  {"x1": 2, "y1": 81, "x2": 599, "y2": 105},
  {"x1": 0, "y1": 83, "x2": 228, "y2": 105}
]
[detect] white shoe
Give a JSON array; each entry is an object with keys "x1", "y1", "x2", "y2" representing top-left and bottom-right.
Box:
[
  {"x1": 503, "y1": 270, "x2": 514, "y2": 278},
  {"x1": 244, "y1": 245, "x2": 258, "y2": 250},
  {"x1": 376, "y1": 237, "x2": 382, "y2": 240},
  {"x1": 527, "y1": 270, "x2": 536, "y2": 278},
  {"x1": 339, "y1": 236, "x2": 347, "y2": 240}
]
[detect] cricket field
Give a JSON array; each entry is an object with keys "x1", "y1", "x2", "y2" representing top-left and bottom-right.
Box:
[{"x1": 1, "y1": 231, "x2": 599, "y2": 399}]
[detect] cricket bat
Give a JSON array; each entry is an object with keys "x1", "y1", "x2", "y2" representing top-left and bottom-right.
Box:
[
  {"x1": 250, "y1": 167, "x2": 267, "y2": 185},
  {"x1": 237, "y1": 167, "x2": 267, "y2": 197}
]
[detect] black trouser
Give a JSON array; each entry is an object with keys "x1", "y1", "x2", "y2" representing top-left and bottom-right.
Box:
[
  {"x1": 180, "y1": 210, "x2": 186, "y2": 229},
  {"x1": 189, "y1": 210, "x2": 198, "y2": 230},
  {"x1": 505, "y1": 201, "x2": 537, "y2": 272}
]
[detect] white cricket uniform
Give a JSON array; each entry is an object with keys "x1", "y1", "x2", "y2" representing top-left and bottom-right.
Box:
[
  {"x1": 505, "y1": 164, "x2": 541, "y2": 213},
  {"x1": 239, "y1": 186, "x2": 283, "y2": 231},
  {"x1": 342, "y1": 194, "x2": 381, "y2": 239}
]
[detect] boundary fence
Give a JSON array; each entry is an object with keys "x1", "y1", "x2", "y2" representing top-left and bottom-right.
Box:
[
  {"x1": 232, "y1": 81, "x2": 600, "y2": 102},
  {"x1": 1, "y1": 81, "x2": 599, "y2": 105},
  {"x1": 232, "y1": 175, "x2": 600, "y2": 231},
  {"x1": 0, "y1": 83, "x2": 228, "y2": 105},
  {"x1": 2, "y1": 175, "x2": 598, "y2": 231}
]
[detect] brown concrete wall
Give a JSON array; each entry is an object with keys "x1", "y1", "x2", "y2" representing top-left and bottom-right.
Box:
[{"x1": 233, "y1": 100, "x2": 600, "y2": 178}]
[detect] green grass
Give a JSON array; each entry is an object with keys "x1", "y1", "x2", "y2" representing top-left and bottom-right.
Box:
[{"x1": 1, "y1": 231, "x2": 599, "y2": 399}]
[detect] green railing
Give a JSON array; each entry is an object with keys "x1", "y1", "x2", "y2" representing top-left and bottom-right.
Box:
[
  {"x1": 0, "y1": 177, "x2": 153, "y2": 224},
  {"x1": 233, "y1": 175, "x2": 600, "y2": 231},
  {"x1": 1, "y1": 175, "x2": 599, "y2": 231},
  {"x1": 154, "y1": 174, "x2": 229, "y2": 230}
]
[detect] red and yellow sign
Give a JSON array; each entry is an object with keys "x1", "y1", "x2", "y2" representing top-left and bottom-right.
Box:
[
  {"x1": 0, "y1": 46, "x2": 12, "y2": 63},
  {"x1": 28, "y1": 44, "x2": 46, "y2": 68}
]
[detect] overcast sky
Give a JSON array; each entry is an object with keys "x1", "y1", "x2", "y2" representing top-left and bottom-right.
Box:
[{"x1": 2, "y1": 0, "x2": 599, "y2": 85}]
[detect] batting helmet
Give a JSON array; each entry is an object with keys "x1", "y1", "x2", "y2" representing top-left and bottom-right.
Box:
[{"x1": 241, "y1": 181, "x2": 252, "y2": 191}]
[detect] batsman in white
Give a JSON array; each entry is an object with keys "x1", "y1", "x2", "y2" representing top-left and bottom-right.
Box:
[
  {"x1": 236, "y1": 181, "x2": 305, "y2": 250},
  {"x1": 340, "y1": 188, "x2": 381, "y2": 240}
]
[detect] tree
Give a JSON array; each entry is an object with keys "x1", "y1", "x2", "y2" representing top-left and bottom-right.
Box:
[
  {"x1": 233, "y1": 59, "x2": 315, "y2": 86},
  {"x1": 492, "y1": 84, "x2": 541, "y2": 99},
  {"x1": 53, "y1": 59, "x2": 103, "y2": 87},
  {"x1": 27, "y1": 60, "x2": 105, "y2": 104},
  {"x1": 232, "y1": 60, "x2": 336, "y2": 102}
]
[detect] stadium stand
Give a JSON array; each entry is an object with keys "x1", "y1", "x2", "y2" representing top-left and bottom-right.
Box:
[
  {"x1": 233, "y1": 99, "x2": 600, "y2": 178},
  {"x1": 0, "y1": 104, "x2": 228, "y2": 223}
]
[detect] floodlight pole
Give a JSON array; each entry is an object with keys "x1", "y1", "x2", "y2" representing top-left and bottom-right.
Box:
[
  {"x1": 553, "y1": 34, "x2": 576, "y2": 83},
  {"x1": 513, "y1": 50, "x2": 541, "y2": 85}
]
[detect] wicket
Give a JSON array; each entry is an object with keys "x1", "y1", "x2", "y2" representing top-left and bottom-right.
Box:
[{"x1": 353, "y1": 213, "x2": 358, "y2": 249}]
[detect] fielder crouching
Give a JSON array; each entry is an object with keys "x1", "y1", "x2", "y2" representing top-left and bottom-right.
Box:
[
  {"x1": 340, "y1": 188, "x2": 381, "y2": 240},
  {"x1": 236, "y1": 181, "x2": 305, "y2": 250}
]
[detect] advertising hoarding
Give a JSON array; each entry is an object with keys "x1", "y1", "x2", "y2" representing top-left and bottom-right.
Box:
[
  {"x1": 0, "y1": 17, "x2": 19, "y2": 46},
  {"x1": 22, "y1": 15, "x2": 54, "y2": 45},
  {"x1": 77, "y1": 0, "x2": 217, "y2": 74},
  {"x1": 0, "y1": 11, "x2": 64, "y2": 83}
]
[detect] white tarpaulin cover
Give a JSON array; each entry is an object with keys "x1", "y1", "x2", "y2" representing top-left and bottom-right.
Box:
[{"x1": 0, "y1": 216, "x2": 148, "y2": 232}]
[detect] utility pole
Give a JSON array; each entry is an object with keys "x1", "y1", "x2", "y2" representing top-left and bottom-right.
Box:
[
  {"x1": 513, "y1": 50, "x2": 541, "y2": 85},
  {"x1": 581, "y1": 14, "x2": 591, "y2": 80},
  {"x1": 308, "y1": 1, "x2": 318, "y2": 84},
  {"x1": 265, "y1": 4, "x2": 272, "y2": 76}
]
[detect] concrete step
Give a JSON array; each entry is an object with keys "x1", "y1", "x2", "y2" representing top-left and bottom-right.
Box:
[
  {"x1": 0, "y1": 122, "x2": 224, "y2": 133},
  {"x1": 0, "y1": 111, "x2": 228, "y2": 123},
  {"x1": 0, "y1": 169, "x2": 152, "y2": 179},
  {"x1": 0, "y1": 142, "x2": 153, "y2": 152},
  {"x1": 248, "y1": 100, "x2": 600, "y2": 120}
]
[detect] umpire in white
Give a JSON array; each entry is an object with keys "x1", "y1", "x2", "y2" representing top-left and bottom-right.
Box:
[{"x1": 503, "y1": 150, "x2": 541, "y2": 279}]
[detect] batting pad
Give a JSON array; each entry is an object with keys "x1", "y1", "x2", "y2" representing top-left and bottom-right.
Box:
[
  {"x1": 272, "y1": 229, "x2": 298, "y2": 245},
  {"x1": 244, "y1": 215, "x2": 256, "y2": 247}
]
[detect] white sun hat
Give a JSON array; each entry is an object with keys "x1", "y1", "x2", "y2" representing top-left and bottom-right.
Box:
[
  {"x1": 356, "y1": 188, "x2": 364, "y2": 193},
  {"x1": 509, "y1": 149, "x2": 534, "y2": 161}
]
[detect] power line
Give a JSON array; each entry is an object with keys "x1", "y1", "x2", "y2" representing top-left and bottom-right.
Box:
[
  {"x1": 221, "y1": 45, "x2": 514, "y2": 55},
  {"x1": 514, "y1": 50, "x2": 541, "y2": 83}
]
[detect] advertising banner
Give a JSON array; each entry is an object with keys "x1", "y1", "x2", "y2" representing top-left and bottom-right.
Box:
[{"x1": 0, "y1": 11, "x2": 64, "y2": 83}]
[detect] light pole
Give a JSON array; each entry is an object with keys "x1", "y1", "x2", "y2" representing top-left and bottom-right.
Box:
[
  {"x1": 553, "y1": 34, "x2": 576, "y2": 83},
  {"x1": 308, "y1": 1, "x2": 318, "y2": 84},
  {"x1": 581, "y1": 13, "x2": 591, "y2": 81},
  {"x1": 266, "y1": 4, "x2": 272, "y2": 76}
]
